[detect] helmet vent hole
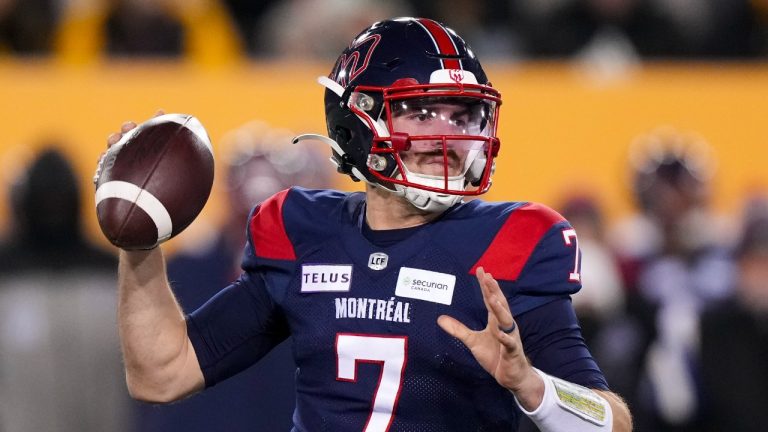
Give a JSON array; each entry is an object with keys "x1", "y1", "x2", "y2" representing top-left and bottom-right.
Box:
[{"x1": 384, "y1": 58, "x2": 402, "y2": 70}]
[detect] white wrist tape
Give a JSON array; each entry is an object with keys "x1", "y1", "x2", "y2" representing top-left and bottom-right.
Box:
[{"x1": 516, "y1": 368, "x2": 613, "y2": 431}]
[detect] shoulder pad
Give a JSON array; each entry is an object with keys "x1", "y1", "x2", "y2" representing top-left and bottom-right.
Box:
[
  {"x1": 248, "y1": 189, "x2": 296, "y2": 260},
  {"x1": 470, "y1": 202, "x2": 566, "y2": 281}
]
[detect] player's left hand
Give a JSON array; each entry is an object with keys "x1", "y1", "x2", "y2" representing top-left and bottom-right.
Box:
[{"x1": 437, "y1": 267, "x2": 544, "y2": 409}]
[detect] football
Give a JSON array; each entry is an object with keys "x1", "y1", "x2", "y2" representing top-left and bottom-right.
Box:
[{"x1": 94, "y1": 113, "x2": 214, "y2": 250}]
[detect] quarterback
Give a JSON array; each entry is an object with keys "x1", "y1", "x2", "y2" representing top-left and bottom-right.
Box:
[{"x1": 112, "y1": 18, "x2": 632, "y2": 431}]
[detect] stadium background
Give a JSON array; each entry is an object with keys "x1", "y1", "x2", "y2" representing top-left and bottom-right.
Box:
[
  {"x1": 2, "y1": 0, "x2": 768, "y2": 431},
  {"x1": 1, "y1": 63, "x2": 766, "y2": 248},
  {"x1": 0, "y1": 0, "x2": 767, "y2": 246}
]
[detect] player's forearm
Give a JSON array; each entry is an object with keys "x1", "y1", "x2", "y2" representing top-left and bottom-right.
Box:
[
  {"x1": 117, "y1": 248, "x2": 201, "y2": 402},
  {"x1": 515, "y1": 369, "x2": 633, "y2": 431},
  {"x1": 595, "y1": 390, "x2": 633, "y2": 432}
]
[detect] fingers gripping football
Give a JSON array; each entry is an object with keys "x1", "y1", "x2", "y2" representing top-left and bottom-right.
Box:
[
  {"x1": 106, "y1": 121, "x2": 138, "y2": 146},
  {"x1": 94, "y1": 113, "x2": 214, "y2": 250}
]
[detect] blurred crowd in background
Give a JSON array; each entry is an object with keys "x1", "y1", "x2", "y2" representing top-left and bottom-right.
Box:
[
  {"x1": 1, "y1": 125, "x2": 767, "y2": 432},
  {"x1": 1, "y1": 0, "x2": 768, "y2": 61},
  {"x1": 1, "y1": 1, "x2": 768, "y2": 432}
]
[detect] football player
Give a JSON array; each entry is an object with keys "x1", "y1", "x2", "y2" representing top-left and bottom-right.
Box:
[{"x1": 111, "y1": 18, "x2": 632, "y2": 431}]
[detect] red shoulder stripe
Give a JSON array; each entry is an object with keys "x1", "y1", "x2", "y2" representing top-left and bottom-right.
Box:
[
  {"x1": 469, "y1": 203, "x2": 565, "y2": 280},
  {"x1": 249, "y1": 189, "x2": 296, "y2": 260}
]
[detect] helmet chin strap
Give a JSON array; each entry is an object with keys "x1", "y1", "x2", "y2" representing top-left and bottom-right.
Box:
[
  {"x1": 400, "y1": 186, "x2": 463, "y2": 212},
  {"x1": 394, "y1": 169, "x2": 465, "y2": 212},
  {"x1": 392, "y1": 143, "x2": 491, "y2": 212}
]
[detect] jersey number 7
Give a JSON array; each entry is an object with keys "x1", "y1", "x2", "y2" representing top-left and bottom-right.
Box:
[
  {"x1": 562, "y1": 228, "x2": 581, "y2": 282},
  {"x1": 336, "y1": 334, "x2": 408, "y2": 432}
]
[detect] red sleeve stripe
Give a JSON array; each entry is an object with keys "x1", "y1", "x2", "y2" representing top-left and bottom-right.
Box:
[
  {"x1": 249, "y1": 189, "x2": 296, "y2": 260},
  {"x1": 469, "y1": 203, "x2": 565, "y2": 281},
  {"x1": 416, "y1": 18, "x2": 462, "y2": 70}
]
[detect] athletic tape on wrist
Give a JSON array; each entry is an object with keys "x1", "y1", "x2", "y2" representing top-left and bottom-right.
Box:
[{"x1": 515, "y1": 368, "x2": 613, "y2": 431}]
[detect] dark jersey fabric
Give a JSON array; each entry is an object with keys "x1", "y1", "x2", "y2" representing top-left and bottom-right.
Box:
[{"x1": 187, "y1": 188, "x2": 608, "y2": 431}]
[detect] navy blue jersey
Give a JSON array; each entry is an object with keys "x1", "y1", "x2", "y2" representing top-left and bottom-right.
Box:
[{"x1": 187, "y1": 188, "x2": 608, "y2": 431}]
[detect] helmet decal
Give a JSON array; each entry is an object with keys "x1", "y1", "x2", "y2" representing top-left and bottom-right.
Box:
[
  {"x1": 448, "y1": 69, "x2": 465, "y2": 84},
  {"x1": 332, "y1": 34, "x2": 381, "y2": 88}
]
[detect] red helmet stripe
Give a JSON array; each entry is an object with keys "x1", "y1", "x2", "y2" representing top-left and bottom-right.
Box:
[{"x1": 416, "y1": 18, "x2": 462, "y2": 70}]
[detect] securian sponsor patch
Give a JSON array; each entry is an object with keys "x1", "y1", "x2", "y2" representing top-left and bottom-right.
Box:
[{"x1": 395, "y1": 267, "x2": 455, "y2": 305}]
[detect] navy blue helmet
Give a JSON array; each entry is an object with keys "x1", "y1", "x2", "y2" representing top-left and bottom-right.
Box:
[{"x1": 301, "y1": 17, "x2": 502, "y2": 212}]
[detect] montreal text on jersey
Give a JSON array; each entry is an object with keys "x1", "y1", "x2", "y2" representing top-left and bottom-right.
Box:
[{"x1": 335, "y1": 297, "x2": 412, "y2": 323}]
